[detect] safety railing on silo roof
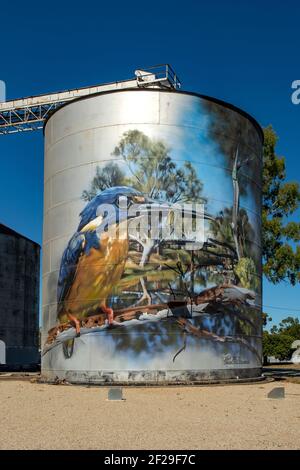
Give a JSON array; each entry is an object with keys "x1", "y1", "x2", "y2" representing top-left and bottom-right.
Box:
[{"x1": 135, "y1": 64, "x2": 181, "y2": 89}]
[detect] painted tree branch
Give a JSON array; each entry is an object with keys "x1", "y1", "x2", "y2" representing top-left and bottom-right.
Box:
[
  {"x1": 44, "y1": 284, "x2": 258, "y2": 361},
  {"x1": 175, "y1": 317, "x2": 261, "y2": 363}
]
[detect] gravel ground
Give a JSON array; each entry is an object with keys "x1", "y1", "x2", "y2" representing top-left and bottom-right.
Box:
[{"x1": 0, "y1": 379, "x2": 299, "y2": 450}]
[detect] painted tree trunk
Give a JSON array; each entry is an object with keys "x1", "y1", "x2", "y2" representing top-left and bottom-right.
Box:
[
  {"x1": 139, "y1": 239, "x2": 157, "y2": 267},
  {"x1": 232, "y1": 146, "x2": 241, "y2": 260}
]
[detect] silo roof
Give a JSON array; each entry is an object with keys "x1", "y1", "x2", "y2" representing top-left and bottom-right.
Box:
[
  {"x1": 0, "y1": 223, "x2": 40, "y2": 247},
  {"x1": 43, "y1": 88, "x2": 264, "y2": 144}
]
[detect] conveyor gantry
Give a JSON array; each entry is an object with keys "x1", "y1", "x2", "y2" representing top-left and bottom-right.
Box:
[{"x1": 0, "y1": 64, "x2": 181, "y2": 135}]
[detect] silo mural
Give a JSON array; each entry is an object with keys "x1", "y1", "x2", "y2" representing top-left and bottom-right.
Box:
[{"x1": 42, "y1": 89, "x2": 263, "y2": 383}]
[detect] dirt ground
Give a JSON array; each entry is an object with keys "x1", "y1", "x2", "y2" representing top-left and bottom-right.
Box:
[{"x1": 0, "y1": 378, "x2": 300, "y2": 450}]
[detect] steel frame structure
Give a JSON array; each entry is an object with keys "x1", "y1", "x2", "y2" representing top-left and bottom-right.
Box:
[{"x1": 0, "y1": 64, "x2": 181, "y2": 135}]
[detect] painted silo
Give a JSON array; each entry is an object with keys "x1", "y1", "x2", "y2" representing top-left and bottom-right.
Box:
[{"x1": 42, "y1": 89, "x2": 263, "y2": 384}]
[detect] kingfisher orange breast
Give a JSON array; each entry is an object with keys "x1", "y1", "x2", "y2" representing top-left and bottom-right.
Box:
[{"x1": 60, "y1": 222, "x2": 129, "y2": 321}]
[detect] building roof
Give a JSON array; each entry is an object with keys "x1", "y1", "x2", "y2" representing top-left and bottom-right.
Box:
[{"x1": 0, "y1": 223, "x2": 40, "y2": 247}]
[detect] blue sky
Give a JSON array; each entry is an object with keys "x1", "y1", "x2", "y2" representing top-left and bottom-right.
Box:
[{"x1": 0, "y1": 0, "x2": 299, "y2": 326}]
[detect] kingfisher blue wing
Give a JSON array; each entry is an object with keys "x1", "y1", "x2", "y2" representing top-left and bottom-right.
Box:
[
  {"x1": 78, "y1": 186, "x2": 144, "y2": 231},
  {"x1": 78, "y1": 195, "x2": 102, "y2": 232},
  {"x1": 57, "y1": 232, "x2": 86, "y2": 307}
]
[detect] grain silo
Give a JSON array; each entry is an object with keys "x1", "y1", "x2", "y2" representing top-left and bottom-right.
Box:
[
  {"x1": 42, "y1": 88, "x2": 263, "y2": 384},
  {"x1": 0, "y1": 224, "x2": 40, "y2": 368}
]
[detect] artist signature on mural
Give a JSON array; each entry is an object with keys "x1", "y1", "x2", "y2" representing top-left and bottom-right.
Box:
[{"x1": 223, "y1": 353, "x2": 250, "y2": 365}]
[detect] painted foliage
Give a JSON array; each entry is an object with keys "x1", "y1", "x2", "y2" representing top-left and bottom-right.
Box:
[{"x1": 42, "y1": 91, "x2": 262, "y2": 380}]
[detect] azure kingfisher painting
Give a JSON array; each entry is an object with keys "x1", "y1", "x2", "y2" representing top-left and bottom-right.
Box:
[{"x1": 56, "y1": 186, "x2": 152, "y2": 337}]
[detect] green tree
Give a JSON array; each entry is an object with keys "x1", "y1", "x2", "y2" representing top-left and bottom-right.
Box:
[
  {"x1": 113, "y1": 130, "x2": 205, "y2": 203},
  {"x1": 263, "y1": 126, "x2": 300, "y2": 285},
  {"x1": 82, "y1": 130, "x2": 206, "y2": 266},
  {"x1": 208, "y1": 207, "x2": 260, "y2": 287},
  {"x1": 202, "y1": 101, "x2": 261, "y2": 261},
  {"x1": 82, "y1": 130, "x2": 205, "y2": 205},
  {"x1": 234, "y1": 257, "x2": 258, "y2": 291},
  {"x1": 263, "y1": 316, "x2": 300, "y2": 361},
  {"x1": 210, "y1": 207, "x2": 256, "y2": 259},
  {"x1": 203, "y1": 102, "x2": 300, "y2": 285},
  {"x1": 263, "y1": 330, "x2": 294, "y2": 361},
  {"x1": 270, "y1": 316, "x2": 300, "y2": 337},
  {"x1": 262, "y1": 312, "x2": 272, "y2": 326},
  {"x1": 82, "y1": 162, "x2": 127, "y2": 201}
]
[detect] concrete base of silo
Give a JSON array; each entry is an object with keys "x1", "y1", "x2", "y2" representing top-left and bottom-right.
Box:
[
  {"x1": 41, "y1": 367, "x2": 263, "y2": 385},
  {"x1": 41, "y1": 323, "x2": 263, "y2": 383},
  {"x1": 41, "y1": 330, "x2": 262, "y2": 384}
]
